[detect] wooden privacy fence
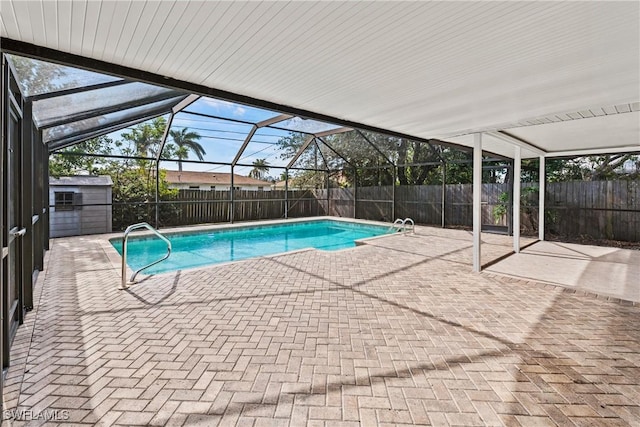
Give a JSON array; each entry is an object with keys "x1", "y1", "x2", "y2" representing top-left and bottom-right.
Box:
[
  {"x1": 315, "y1": 180, "x2": 640, "y2": 242},
  {"x1": 319, "y1": 184, "x2": 510, "y2": 227},
  {"x1": 152, "y1": 181, "x2": 639, "y2": 242},
  {"x1": 160, "y1": 189, "x2": 320, "y2": 226},
  {"x1": 316, "y1": 188, "x2": 354, "y2": 218},
  {"x1": 545, "y1": 180, "x2": 640, "y2": 242}
]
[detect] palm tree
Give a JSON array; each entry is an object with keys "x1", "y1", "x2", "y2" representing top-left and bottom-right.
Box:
[
  {"x1": 169, "y1": 128, "x2": 205, "y2": 171},
  {"x1": 122, "y1": 117, "x2": 167, "y2": 158},
  {"x1": 249, "y1": 158, "x2": 270, "y2": 180}
]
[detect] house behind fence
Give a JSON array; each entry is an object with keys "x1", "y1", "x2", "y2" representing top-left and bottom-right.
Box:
[
  {"x1": 49, "y1": 176, "x2": 113, "y2": 238},
  {"x1": 164, "y1": 170, "x2": 271, "y2": 191}
]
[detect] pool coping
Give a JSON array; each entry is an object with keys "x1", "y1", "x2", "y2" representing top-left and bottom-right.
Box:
[{"x1": 94, "y1": 216, "x2": 399, "y2": 284}]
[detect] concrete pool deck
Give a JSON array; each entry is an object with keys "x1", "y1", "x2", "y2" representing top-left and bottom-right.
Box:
[
  {"x1": 2, "y1": 224, "x2": 639, "y2": 426},
  {"x1": 485, "y1": 240, "x2": 640, "y2": 303}
]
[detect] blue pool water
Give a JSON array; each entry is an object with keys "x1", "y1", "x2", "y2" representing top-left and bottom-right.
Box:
[{"x1": 111, "y1": 220, "x2": 392, "y2": 274}]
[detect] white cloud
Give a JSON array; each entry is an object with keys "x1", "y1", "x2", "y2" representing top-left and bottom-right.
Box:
[{"x1": 201, "y1": 98, "x2": 245, "y2": 117}]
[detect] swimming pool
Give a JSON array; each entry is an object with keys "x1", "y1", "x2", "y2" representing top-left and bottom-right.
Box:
[{"x1": 111, "y1": 219, "x2": 393, "y2": 274}]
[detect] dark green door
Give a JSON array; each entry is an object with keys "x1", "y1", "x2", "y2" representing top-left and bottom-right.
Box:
[{"x1": 2, "y1": 57, "x2": 24, "y2": 374}]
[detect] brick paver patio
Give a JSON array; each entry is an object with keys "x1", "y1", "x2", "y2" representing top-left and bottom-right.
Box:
[{"x1": 2, "y1": 225, "x2": 639, "y2": 426}]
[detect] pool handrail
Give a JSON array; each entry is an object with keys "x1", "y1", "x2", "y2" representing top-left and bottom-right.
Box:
[
  {"x1": 389, "y1": 218, "x2": 415, "y2": 234},
  {"x1": 120, "y1": 222, "x2": 172, "y2": 290},
  {"x1": 404, "y1": 218, "x2": 415, "y2": 234},
  {"x1": 388, "y1": 218, "x2": 405, "y2": 233}
]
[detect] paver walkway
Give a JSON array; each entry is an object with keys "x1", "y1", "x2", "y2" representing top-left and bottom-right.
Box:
[{"x1": 2, "y1": 226, "x2": 639, "y2": 426}]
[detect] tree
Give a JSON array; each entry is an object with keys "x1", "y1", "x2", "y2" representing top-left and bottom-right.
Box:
[
  {"x1": 249, "y1": 159, "x2": 270, "y2": 180},
  {"x1": 9, "y1": 55, "x2": 67, "y2": 95},
  {"x1": 121, "y1": 117, "x2": 167, "y2": 158},
  {"x1": 583, "y1": 154, "x2": 639, "y2": 181},
  {"x1": 104, "y1": 162, "x2": 179, "y2": 230},
  {"x1": 276, "y1": 130, "x2": 471, "y2": 187},
  {"x1": 542, "y1": 155, "x2": 640, "y2": 183},
  {"x1": 169, "y1": 128, "x2": 205, "y2": 171},
  {"x1": 49, "y1": 136, "x2": 114, "y2": 177}
]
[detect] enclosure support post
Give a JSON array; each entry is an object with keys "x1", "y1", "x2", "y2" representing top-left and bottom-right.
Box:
[
  {"x1": 155, "y1": 112, "x2": 174, "y2": 229},
  {"x1": 392, "y1": 166, "x2": 396, "y2": 221},
  {"x1": 155, "y1": 163, "x2": 159, "y2": 228},
  {"x1": 539, "y1": 155, "x2": 545, "y2": 241},
  {"x1": 507, "y1": 161, "x2": 514, "y2": 236},
  {"x1": 353, "y1": 167, "x2": 358, "y2": 219},
  {"x1": 230, "y1": 166, "x2": 235, "y2": 223},
  {"x1": 441, "y1": 163, "x2": 446, "y2": 228},
  {"x1": 314, "y1": 144, "x2": 319, "y2": 216},
  {"x1": 513, "y1": 146, "x2": 521, "y2": 253},
  {"x1": 473, "y1": 133, "x2": 482, "y2": 273},
  {"x1": 284, "y1": 168, "x2": 289, "y2": 219}
]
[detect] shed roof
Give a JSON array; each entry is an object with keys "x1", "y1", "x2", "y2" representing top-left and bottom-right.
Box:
[{"x1": 50, "y1": 175, "x2": 113, "y2": 186}]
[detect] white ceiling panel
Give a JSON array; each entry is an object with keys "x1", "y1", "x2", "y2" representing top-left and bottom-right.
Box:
[
  {"x1": 80, "y1": 1, "x2": 101, "y2": 57},
  {"x1": 41, "y1": 1, "x2": 58, "y2": 50},
  {"x1": 7, "y1": 1, "x2": 30, "y2": 42},
  {"x1": 1, "y1": 1, "x2": 638, "y2": 155},
  {"x1": 24, "y1": 1, "x2": 45, "y2": 46},
  {"x1": 69, "y1": 0, "x2": 87, "y2": 53},
  {"x1": 507, "y1": 112, "x2": 640, "y2": 155},
  {"x1": 56, "y1": 0, "x2": 72, "y2": 52}
]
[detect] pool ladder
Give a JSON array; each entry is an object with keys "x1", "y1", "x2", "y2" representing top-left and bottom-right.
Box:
[
  {"x1": 120, "y1": 222, "x2": 172, "y2": 290},
  {"x1": 390, "y1": 218, "x2": 415, "y2": 234}
]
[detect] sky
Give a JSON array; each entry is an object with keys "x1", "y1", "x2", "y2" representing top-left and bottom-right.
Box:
[{"x1": 108, "y1": 97, "x2": 341, "y2": 178}]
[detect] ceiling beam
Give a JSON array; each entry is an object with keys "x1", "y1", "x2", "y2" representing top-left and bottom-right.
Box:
[
  {"x1": 172, "y1": 94, "x2": 200, "y2": 114},
  {"x1": 314, "y1": 127, "x2": 352, "y2": 138},
  {"x1": 356, "y1": 130, "x2": 395, "y2": 166},
  {"x1": 287, "y1": 136, "x2": 316, "y2": 169},
  {"x1": 316, "y1": 137, "x2": 355, "y2": 168},
  {"x1": 39, "y1": 91, "x2": 186, "y2": 129},
  {"x1": 486, "y1": 131, "x2": 547, "y2": 156},
  {"x1": 27, "y1": 79, "x2": 130, "y2": 102},
  {"x1": 257, "y1": 114, "x2": 293, "y2": 128},
  {"x1": 231, "y1": 114, "x2": 293, "y2": 166},
  {"x1": 546, "y1": 146, "x2": 640, "y2": 158},
  {"x1": 314, "y1": 140, "x2": 329, "y2": 170},
  {"x1": 231, "y1": 126, "x2": 258, "y2": 166},
  {"x1": 47, "y1": 109, "x2": 171, "y2": 151}
]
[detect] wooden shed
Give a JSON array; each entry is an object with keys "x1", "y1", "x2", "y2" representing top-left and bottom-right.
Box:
[{"x1": 49, "y1": 176, "x2": 113, "y2": 238}]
